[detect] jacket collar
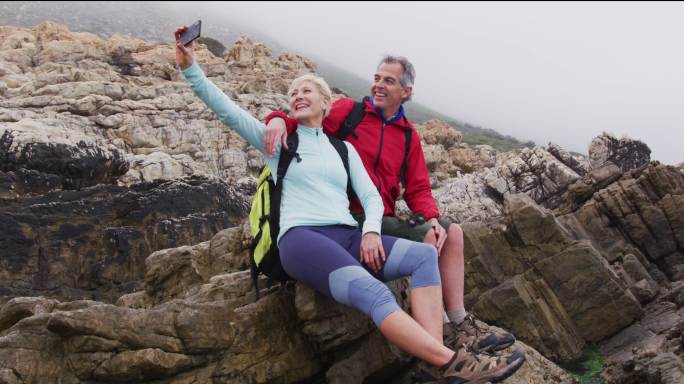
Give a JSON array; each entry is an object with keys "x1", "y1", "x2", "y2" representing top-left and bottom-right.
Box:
[{"x1": 363, "y1": 97, "x2": 413, "y2": 129}]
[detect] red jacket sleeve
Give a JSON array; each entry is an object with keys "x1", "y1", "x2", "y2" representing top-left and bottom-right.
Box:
[
  {"x1": 264, "y1": 98, "x2": 356, "y2": 135},
  {"x1": 402, "y1": 128, "x2": 441, "y2": 220},
  {"x1": 265, "y1": 110, "x2": 298, "y2": 134},
  {"x1": 322, "y1": 98, "x2": 355, "y2": 135}
]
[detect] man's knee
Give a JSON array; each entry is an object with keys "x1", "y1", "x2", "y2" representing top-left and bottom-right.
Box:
[{"x1": 448, "y1": 223, "x2": 463, "y2": 245}]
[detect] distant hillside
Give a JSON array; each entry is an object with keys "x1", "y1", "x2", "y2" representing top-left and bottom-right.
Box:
[{"x1": 0, "y1": 1, "x2": 534, "y2": 151}]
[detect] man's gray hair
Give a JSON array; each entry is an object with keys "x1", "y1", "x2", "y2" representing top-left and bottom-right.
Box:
[{"x1": 378, "y1": 55, "x2": 415, "y2": 102}]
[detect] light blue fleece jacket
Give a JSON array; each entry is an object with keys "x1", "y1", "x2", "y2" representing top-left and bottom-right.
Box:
[{"x1": 181, "y1": 63, "x2": 383, "y2": 243}]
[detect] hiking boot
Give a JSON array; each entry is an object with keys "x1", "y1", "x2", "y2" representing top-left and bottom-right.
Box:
[
  {"x1": 444, "y1": 314, "x2": 516, "y2": 353},
  {"x1": 412, "y1": 347, "x2": 526, "y2": 384},
  {"x1": 440, "y1": 347, "x2": 526, "y2": 384}
]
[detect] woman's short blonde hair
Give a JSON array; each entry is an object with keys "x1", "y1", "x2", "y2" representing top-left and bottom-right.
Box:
[{"x1": 288, "y1": 74, "x2": 333, "y2": 103}]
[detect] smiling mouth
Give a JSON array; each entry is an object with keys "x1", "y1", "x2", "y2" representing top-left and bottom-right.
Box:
[{"x1": 295, "y1": 103, "x2": 309, "y2": 111}]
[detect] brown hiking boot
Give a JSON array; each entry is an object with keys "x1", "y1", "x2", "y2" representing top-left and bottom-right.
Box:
[
  {"x1": 412, "y1": 347, "x2": 526, "y2": 384},
  {"x1": 440, "y1": 347, "x2": 526, "y2": 384},
  {"x1": 444, "y1": 315, "x2": 516, "y2": 353}
]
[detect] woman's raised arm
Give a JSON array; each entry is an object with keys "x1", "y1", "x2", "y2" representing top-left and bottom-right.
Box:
[{"x1": 175, "y1": 26, "x2": 272, "y2": 155}]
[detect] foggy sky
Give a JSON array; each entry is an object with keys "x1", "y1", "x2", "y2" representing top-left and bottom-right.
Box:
[{"x1": 178, "y1": 2, "x2": 682, "y2": 163}]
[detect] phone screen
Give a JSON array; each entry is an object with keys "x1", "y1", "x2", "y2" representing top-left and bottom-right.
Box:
[{"x1": 180, "y1": 20, "x2": 202, "y2": 46}]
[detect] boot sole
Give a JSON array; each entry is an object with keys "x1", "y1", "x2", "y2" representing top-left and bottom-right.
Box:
[
  {"x1": 480, "y1": 335, "x2": 516, "y2": 353},
  {"x1": 492, "y1": 338, "x2": 516, "y2": 352},
  {"x1": 491, "y1": 352, "x2": 526, "y2": 383},
  {"x1": 465, "y1": 335, "x2": 517, "y2": 354}
]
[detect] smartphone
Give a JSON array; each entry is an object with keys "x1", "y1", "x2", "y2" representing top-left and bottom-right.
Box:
[{"x1": 179, "y1": 20, "x2": 201, "y2": 46}]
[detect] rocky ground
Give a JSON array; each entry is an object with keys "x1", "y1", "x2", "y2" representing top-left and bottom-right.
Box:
[{"x1": 1, "y1": 22, "x2": 683, "y2": 383}]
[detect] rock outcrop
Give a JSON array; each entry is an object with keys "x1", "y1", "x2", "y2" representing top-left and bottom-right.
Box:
[
  {"x1": 415, "y1": 119, "x2": 464, "y2": 179},
  {"x1": 0, "y1": 120, "x2": 128, "y2": 193},
  {"x1": 558, "y1": 163, "x2": 684, "y2": 384},
  {"x1": 0, "y1": 23, "x2": 313, "y2": 194},
  {"x1": 0, "y1": 176, "x2": 251, "y2": 302},
  {"x1": 0, "y1": 23, "x2": 310, "y2": 302},
  {"x1": 589, "y1": 132, "x2": 651, "y2": 172},
  {"x1": 547, "y1": 142, "x2": 590, "y2": 176},
  {"x1": 0, "y1": 224, "x2": 575, "y2": 384},
  {"x1": 452, "y1": 160, "x2": 684, "y2": 382},
  {"x1": 462, "y1": 194, "x2": 642, "y2": 361},
  {"x1": 490, "y1": 146, "x2": 584, "y2": 209}
]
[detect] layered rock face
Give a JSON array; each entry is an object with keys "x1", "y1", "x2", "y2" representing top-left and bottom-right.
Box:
[
  {"x1": 0, "y1": 22, "x2": 314, "y2": 192},
  {"x1": 0, "y1": 226, "x2": 574, "y2": 384},
  {"x1": 450, "y1": 159, "x2": 684, "y2": 382},
  {"x1": 0, "y1": 23, "x2": 313, "y2": 301},
  {"x1": 0, "y1": 177, "x2": 250, "y2": 301},
  {"x1": 1, "y1": 21, "x2": 682, "y2": 383},
  {"x1": 559, "y1": 164, "x2": 684, "y2": 384}
]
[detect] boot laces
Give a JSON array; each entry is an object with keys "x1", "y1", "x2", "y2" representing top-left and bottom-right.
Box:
[
  {"x1": 464, "y1": 314, "x2": 482, "y2": 338},
  {"x1": 461, "y1": 316, "x2": 499, "y2": 357},
  {"x1": 464, "y1": 343, "x2": 481, "y2": 363}
]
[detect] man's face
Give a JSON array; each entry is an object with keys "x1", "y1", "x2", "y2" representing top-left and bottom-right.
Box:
[{"x1": 372, "y1": 62, "x2": 412, "y2": 113}]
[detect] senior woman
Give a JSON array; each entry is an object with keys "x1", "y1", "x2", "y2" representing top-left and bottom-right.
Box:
[{"x1": 174, "y1": 26, "x2": 524, "y2": 384}]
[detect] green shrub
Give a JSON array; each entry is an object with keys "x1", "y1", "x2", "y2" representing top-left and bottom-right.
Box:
[{"x1": 560, "y1": 345, "x2": 605, "y2": 384}]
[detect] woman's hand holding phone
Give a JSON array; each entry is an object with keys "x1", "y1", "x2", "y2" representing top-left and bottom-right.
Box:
[{"x1": 174, "y1": 26, "x2": 195, "y2": 70}]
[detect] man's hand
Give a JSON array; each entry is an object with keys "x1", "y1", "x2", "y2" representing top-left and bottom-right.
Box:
[
  {"x1": 264, "y1": 117, "x2": 288, "y2": 157},
  {"x1": 174, "y1": 26, "x2": 195, "y2": 70},
  {"x1": 360, "y1": 232, "x2": 385, "y2": 274},
  {"x1": 428, "y1": 218, "x2": 447, "y2": 254}
]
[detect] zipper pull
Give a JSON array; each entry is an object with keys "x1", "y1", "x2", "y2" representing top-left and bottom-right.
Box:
[{"x1": 316, "y1": 129, "x2": 319, "y2": 137}]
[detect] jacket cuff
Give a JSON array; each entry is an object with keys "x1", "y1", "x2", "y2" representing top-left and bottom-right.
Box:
[
  {"x1": 265, "y1": 111, "x2": 289, "y2": 125},
  {"x1": 180, "y1": 62, "x2": 201, "y2": 78},
  {"x1": 362, "y1": 219, "x2": 382, "y2": 237}
]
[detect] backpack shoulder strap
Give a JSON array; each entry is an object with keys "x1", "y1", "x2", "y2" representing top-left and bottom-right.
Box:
[
  {"x1": 275, "y1": 132, "x2": 300, "y2": 186},
  {"x1": 399, "y1": 129, "x2": 412, "y2": 185},
  {"x1": 270, "y1": 131, "x2": 299, "y2": 254},
  {"x1": 327, "y1": 135, "x2": 353, "y2": 198},
  {"x1": 337, "y1": 99, "x2": 367, "y2": 140}
]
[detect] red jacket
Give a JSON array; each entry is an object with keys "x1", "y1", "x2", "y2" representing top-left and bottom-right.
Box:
[{"x1": 265, "y1": 97, "x2": 440, "y2": 219}]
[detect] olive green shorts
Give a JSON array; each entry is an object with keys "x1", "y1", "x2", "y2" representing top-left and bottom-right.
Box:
[{"x1": 352, "y1": 213, "x2": 451, "y2": 243}]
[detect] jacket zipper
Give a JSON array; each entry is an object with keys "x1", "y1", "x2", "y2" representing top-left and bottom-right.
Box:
[
  {"x1": 317, "y1": 128, "x2": 325, "y2": 177},
  {"x1": 373, "y1": 122, "x2": 385, "y2": 193}
]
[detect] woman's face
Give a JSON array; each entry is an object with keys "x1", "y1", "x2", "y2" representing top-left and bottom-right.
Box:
[{"x1": 289, "y1": 81, "x2": 329, "y2": 124}]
